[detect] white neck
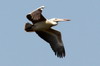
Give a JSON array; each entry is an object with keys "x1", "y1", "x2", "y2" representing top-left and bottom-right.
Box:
[{"x1": 46, "y1": 19, "x2": 58, "y2": 26}]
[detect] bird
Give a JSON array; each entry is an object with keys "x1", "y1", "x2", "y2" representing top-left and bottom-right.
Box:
[{"x1": 24, "y1": 6, "x2": 70, "y2": 58}]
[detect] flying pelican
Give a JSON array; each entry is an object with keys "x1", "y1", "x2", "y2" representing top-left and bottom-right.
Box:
[{"x1": 24, "y1": 6, "x2": 70, "y2": 58}]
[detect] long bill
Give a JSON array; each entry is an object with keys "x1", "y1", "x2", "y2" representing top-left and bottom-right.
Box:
[{"x1": 54, "y1": 18, "x2": 71, "y2": 22}]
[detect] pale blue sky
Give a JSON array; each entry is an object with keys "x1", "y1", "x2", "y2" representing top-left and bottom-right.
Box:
[{"x1": 0, "y1": 0, "x2": 100, "y2": 66}]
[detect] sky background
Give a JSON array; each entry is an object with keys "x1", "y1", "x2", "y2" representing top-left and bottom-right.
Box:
[{"x1": 0, "y1": 0, "x2": 100, "y2": 66}]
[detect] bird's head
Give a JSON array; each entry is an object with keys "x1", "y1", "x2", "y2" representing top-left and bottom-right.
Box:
[{"x1": 48, "y1": 18, "x2": 70, "y2": 26}]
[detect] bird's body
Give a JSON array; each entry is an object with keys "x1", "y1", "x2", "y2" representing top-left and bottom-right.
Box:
[
  {"x1": 29, "y1": 19, "x2": 57, "y2": 31},
  {"x1": 24, "y1": 6, "x2": 70, "y2": 58}
]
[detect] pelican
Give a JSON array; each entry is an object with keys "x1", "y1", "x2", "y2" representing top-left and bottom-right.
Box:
[{"x1": 24, "y1": 6, "x2": 70, "y2": 58}]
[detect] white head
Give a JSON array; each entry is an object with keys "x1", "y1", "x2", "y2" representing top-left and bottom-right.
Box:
[{"x1": 48, "y1": 18, "x2": 70, "y2": 26}]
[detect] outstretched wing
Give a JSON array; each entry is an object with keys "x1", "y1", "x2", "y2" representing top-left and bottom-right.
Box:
[
  {"x1": 26, "y1": 6, "x2": 46, "y2": 24},
  {"x1": 36, "y1": 29, "x2": 65, "y2": 58}
]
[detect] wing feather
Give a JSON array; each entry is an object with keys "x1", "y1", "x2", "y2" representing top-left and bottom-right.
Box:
[
  {"x1": 36, "y1": 29, "x2": 65, "y2": 58},
  {"x1": 26, "y1": 8, "x2": 46, "y2": 24}
]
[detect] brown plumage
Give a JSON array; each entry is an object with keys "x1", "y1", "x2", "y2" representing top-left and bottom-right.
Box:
[
  {"x1": 25, "y1": 6, "x2": 70, "y2": 58},
  {"x1": 26, "y1": 6, "x2": 46, "y2": 24}
]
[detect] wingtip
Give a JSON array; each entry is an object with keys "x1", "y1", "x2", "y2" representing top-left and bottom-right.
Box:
[
  {"x1": 55, "y1": 46, "x2": 66, "y2": 58},
  {"x1": 40, "y1": 6, "x2": 45, "y2": 8},
  {"x1": 38, "y1": 6, "x2": 45, "y2": 10}
]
